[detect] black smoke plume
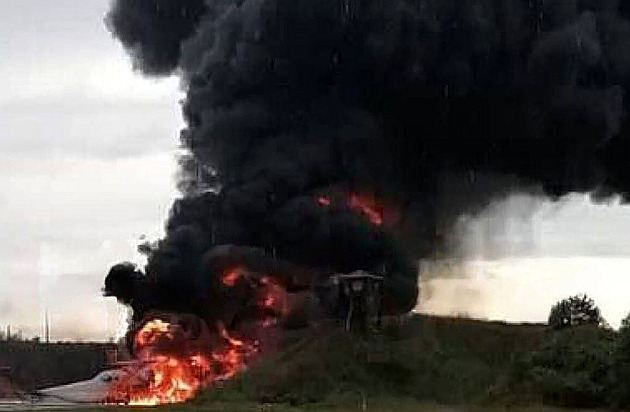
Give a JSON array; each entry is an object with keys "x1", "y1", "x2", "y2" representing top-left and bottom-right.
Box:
[{"x1": 104, "y1": 0, "x2": 630, "y2": 328}]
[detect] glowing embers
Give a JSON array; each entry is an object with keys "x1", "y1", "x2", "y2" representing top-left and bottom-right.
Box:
[
  {"x1": 256, "y1": 276, "x2": 288, "y2": 326},
  {"x1": 222, "y1": 269, "x2": 243, "y2": 287},
  {"x1": 348, "y1": 194, "x2": 383, "y2": 226},
  {"x1": 222, "y1": 269, "x2": 288, "y2": 327},
  {"x1": 317, "y1": 196, "x2": 332, "y2": 207},
  {"x1": 107, "y1": 319, "x2": 259, "y2": 405},
  {"x1": 262, "y1": 295, "x2": 276, "y2": 308},
  {"x1": 316, "y1": 193, "x2": 384, "y2": 226}
]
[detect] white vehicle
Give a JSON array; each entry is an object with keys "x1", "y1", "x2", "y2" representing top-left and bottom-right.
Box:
[{"x1": 36, "y1": 369, "x2": 139, "y2": 404}]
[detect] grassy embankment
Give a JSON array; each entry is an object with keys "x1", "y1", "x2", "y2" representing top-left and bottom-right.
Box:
[
  {"x1": 22, "y1": 315, "x2": 622, "y2": 411},
  {"x1": 197, "y1": 315, "x2": 548, "y2": 406}
]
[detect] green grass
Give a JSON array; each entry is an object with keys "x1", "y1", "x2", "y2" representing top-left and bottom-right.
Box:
[{"x1": 193, "y1": 315, "x2": 547, "y2": 407}]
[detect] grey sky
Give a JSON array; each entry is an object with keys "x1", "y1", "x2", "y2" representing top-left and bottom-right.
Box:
[
  {"x1": 456, "y1": 193, "x2": 630, "y2": 259},
  {"x1": 1, "y1": 1, "x2": 630, "y2": 340},
  {"x1": 0, "y1": 0, "x2": 181, "y2": 340},
  {"x1": 421, "y1": 193, "x2": 630, "y2": 327}
]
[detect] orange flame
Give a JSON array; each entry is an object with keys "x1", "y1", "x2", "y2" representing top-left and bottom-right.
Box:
[
  {"x1": 135, "y1": 319, "x2": 172, "y2": 347},
  {"x1": 107, "y1": 319, "x2": 259, "y2": 405}
]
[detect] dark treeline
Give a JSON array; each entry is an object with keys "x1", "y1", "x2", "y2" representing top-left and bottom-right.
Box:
[{"x1": 0, "y1": 341, "x2": 116, "y2": 391}]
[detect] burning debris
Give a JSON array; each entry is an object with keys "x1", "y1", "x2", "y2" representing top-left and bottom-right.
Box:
[
  {"x1": 107, "y1": 318, "x2": 259, "y2": 405},
  {"x1": 103, "y1": 0, "x2": 630, "y2": 405}
]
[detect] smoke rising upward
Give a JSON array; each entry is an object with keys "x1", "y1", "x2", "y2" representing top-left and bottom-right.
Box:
[{"x1": 105, "y1": 0, "x2": 630, "y2": 324}]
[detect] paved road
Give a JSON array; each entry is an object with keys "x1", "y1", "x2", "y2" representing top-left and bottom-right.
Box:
[{"x1": 0, "y1": 400, "x2": 93, "y2": 411}]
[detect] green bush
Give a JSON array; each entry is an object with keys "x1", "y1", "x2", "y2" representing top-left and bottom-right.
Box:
[
  {"x1": 611, "y1": 312, "x2": 630, "y2": 406},
  {"x1": 527, "y1": 325, "x2": 614, "y2": 407},
  {"x1": 548, "y1": 294, "x2": 603, "y2": 330}
]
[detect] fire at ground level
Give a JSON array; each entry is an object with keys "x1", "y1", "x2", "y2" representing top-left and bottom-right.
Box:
[
  {"x1": 2, "y1": 315, "x2": 620, "y2": 411},
  {"x1": 97, "y1": 183, "x2": 421, "y2": 405},
  {"x1": 101, "y1": 252, "x2": 394, "y2": 405},
  {"x1": 0, "y1": 239, "x2": 415, "y2": 407}
]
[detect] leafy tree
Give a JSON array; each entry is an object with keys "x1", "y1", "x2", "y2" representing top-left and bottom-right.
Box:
[
  {"x1": 529, "y1": 325, "x2": 615, "y2": 407},
  {"x1": 548, "y1": 294, "x2": 603, "y2": 330},
  {"x1": 611, "y1": 312, "x2": 630, "y2": 406}
]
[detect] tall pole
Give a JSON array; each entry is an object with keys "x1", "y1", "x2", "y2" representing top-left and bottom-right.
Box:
[{"x1": 45, "y1": 309, "x2": 50, "y2": 344}]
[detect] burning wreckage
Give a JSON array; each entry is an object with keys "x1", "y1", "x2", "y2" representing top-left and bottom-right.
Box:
[
  {"x1": 99, "y1": 0, "x2": 630, "y2": 406},
  {"x1": 102, "y1": 195, "x2": 412, "y2": 404}
]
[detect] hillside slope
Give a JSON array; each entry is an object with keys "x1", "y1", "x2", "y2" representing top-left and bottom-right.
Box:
[{"x1": 197, "y1": 315, "x2": 548, "y2": 406}]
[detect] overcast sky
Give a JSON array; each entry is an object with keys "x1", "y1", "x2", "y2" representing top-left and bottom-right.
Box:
[
  {"x1": 0, "y1": 0, "x2": 181, "y2": 341},
  {"x1": 1, "y1": 1, "x2": 630, "y2": 341},
  {"x1": 420, "y1": 194, "x2": 630, "y2": 328}
]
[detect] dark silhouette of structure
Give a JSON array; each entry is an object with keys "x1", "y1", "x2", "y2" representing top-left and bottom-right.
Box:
[{"x1": 332, "y1": 271, "x2": 384, "y2": 333}]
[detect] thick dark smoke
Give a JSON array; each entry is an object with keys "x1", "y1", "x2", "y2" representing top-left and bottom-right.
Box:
[{"x1": 104, "y1": 0, "x2": 630, "y2": 328}]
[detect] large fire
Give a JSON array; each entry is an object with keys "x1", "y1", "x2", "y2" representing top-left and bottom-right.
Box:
[
  {"x1": 106, "y1": 268, "x2": 289, "y2": 405},
  {"x1": 107, "y1": 319, "x2": 259, "y2": 405}
]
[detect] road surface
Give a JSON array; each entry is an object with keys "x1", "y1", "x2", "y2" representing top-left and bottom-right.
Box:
[{"x1": 0, "y1": 400, "x2": 93, "y2": 411}]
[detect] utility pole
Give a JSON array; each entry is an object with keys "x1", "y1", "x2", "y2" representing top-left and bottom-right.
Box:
[{"x1": 45, "y1": 309, "x2": 50, "y2": 344}]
